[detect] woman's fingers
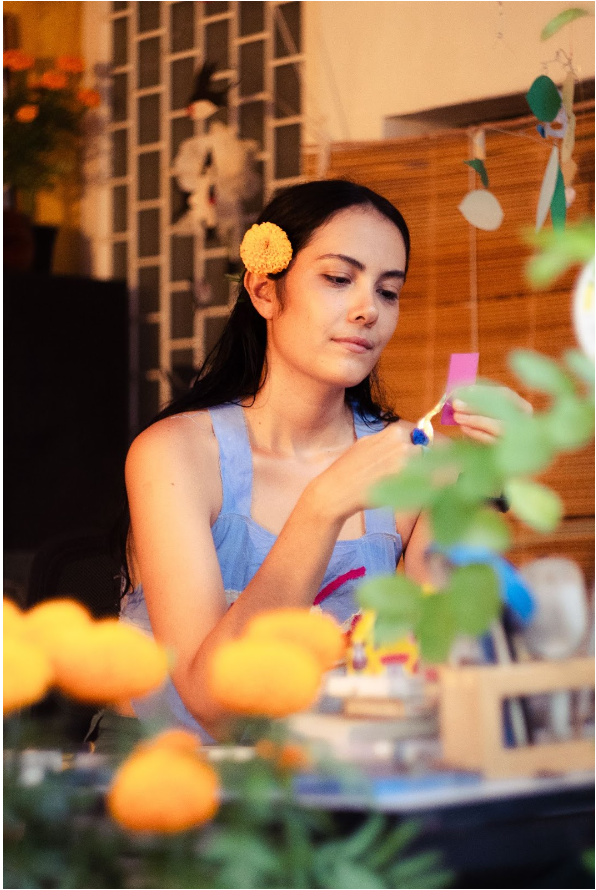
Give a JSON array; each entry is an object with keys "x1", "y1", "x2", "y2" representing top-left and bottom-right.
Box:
[{"x1": 452, "y1": 386, "x2": 532, "y2": 444}]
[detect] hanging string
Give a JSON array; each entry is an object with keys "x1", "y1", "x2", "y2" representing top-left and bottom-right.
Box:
[{"x1": 467, "y1": 129, "x2": 480, "y2": 354}]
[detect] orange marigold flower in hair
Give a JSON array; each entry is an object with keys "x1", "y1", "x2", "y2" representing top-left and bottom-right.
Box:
[
  {"x1": 77, "y1": 88, "x2": 101, "y2": 108},
  {"x1": 107, "y1": 746, "x2": 219, "y2": 833},
  {"x1": 240, "y1": 222, "x2": 293, "y2": 274},
  {"x1": 56, "y1": 55, "x2": 85, "y2": 74},
  {"x1": 3, "y1": 50, "x2": 35, "y2": 71},
  {"x1": 209, "y1": 638, "x2": 322, "y2": 718},
  {"x1": 4, "y1": 636, "x2": 53, "y2": 715},
  {"x1": 245, "y1": 608, "x2": 346, "y2": 670},
  {"x1": 39, "y1": 70, "x2": 67, "y2": 90},
  {"x1": 48, "y1": 618, "x2": 169, "y2": 704},
  {"x1": 15, "y1": 104, "x2": 39, "y2": 123}
]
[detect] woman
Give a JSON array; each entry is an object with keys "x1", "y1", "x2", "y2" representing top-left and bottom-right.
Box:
[{"x1": 118, "y1": 180, "x2": 504, "y2": 743}]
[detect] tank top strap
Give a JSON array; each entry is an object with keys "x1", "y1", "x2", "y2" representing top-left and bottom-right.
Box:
[
  {"x1": 208, "y1": 403, "x2": 252, "y2": 516},
  {"x1": 353, "y1": 411, "x2": 397, "y2": 536}
]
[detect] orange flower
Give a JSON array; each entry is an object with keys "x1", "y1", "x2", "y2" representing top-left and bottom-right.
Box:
[
  {"x1": 4, "y1": 598, "x2": 26, "y2": 638},
  {"x1": 39, "y1": 70, "x2": 68, "y2": 90},
  {"x1": 107, "y1": 745, "x2": 219, "y2": 833},
  {"x1": 47, "y1": 618, "x2": 169, "y2": 704},
  {"x1": 240, "y1": 222, "x2": 293, "y2": 274},
  {"x1": 255, "y1": 739, "x2": 310, "y2": 772},
  {"x1": 246, "y1": 608, "x2": 346, "y2": 670},
  {"x1": 77, "y1": 88, "x2": 101, "y2": 108},
  {"x1": 56, "y1": 55, "x2": 85, "y2": 74},
  {"x1": 3, "y1": 50, "x2": 35, "y2": 71},
  {"x1": 142, "y1": 728, "x2": 201, "y2": 755},
  {"x1": 14, "y1": 104, "x2": 39, "y2": 123},
  {"x1": 208, "y1": 637, "x2": 322, "y2": 718},
  {"x1": 4, "y1": 636, "x2": 53, "y2": 715}
]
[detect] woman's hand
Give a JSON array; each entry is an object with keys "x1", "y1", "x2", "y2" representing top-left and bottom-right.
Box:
[{"x1": 452, "y1": 387, "x2": 533, "y2": 444}]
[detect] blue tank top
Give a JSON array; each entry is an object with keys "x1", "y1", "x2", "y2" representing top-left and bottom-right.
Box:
[{"x1": 120, "y1": 403, "x2": 402, "y2": 740}]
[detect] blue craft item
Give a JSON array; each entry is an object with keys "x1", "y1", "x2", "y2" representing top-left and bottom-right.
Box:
[
  {"x1": 411, "y1": 427, "x2": 430, "y2": 446},
  {"x1": 537, "y1": 124, "x2": 546, "y2": 138}
]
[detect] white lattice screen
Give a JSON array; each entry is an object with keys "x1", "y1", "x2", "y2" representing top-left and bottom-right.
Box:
[{"x1": 107, "y1": 0, "x2": 304, "y2": 430}]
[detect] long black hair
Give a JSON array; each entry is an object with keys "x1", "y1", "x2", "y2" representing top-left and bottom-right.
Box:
[{"x1": 118, "y1": 179, "x2": 410, "y2": 590}]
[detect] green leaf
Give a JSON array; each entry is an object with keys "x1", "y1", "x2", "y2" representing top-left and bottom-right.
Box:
[
  {"x1": 453, "y1": 383, "x2": 524, "y2": 423},
  {"x1": 329, "y1": 860, "x2": 386, "y2": 889},
  {"x1": 550, "y1": 165, "x2": 566, "y2": 230},
  {"x1": 430, "y1": 487, "x2": 476, "y2": 546},
  {"x1": 367, "y1": 819, "x2": 423, "y2": 870},
  {"x1": 357, "y1": 575, "x2": 423, "y2": 641},
  {"x1": 494, "y1": 414, "x2": 555, "y2": 475},
  {"x1": 582, "y1": 848, "x2": 595, "y2": 873},
  {"x1": 509, "y1": 349, "x2": 575, "y2": 396},
  {"x1": 525, "y1": 220, "x2": 595, "y2": 287},
  {"x1": 526, "y1": 75, "x2": 562, "y2": 122},
  {"x1": 447, "y1": 564, "x2": 502, "y2": 636},
  {"x1": 464, "y1": 158, "x2": 489, "y2": 188},
  {"x1": 370, "y1": 463, "x2": 437, "y2": 511},
  {"x1": 564, "y1": 349, "x2": 595, "y2": 386},
  {"x1": 452, "y1": 440, "x2": 503, "y2": 501},
  {"x1": 541, "y1": 8, "x2": 590, "y2": 40},
  {"x1": 458, "y1": 507, "x2": 511, "y2": 552},
  {"x1": 504, "y1": 478, "x2": 563, "y2": 531},
  {"x1": 415, "y1": 594, "x2": 456, "y2": 664},
  {"x1": 388, "y1": 850, "x2": 447, "y2": 887},
  {"x1": 543, "y1": 394, "x2": 595, "y2": 449}
]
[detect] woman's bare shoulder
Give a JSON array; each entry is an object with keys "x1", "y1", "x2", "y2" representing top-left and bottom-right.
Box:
[{"x1": 126, "y1": 410, "x2": 218, "y2": 475}]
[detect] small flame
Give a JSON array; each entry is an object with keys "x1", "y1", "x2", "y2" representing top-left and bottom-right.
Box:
[{"x1": 414, "y1": 393, "x2": 447, "y2": 444}]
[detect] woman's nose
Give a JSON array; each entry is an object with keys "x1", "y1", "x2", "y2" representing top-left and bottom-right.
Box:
[{"x1": 348, "y1": 284, "x2": 379, "y2": 325}]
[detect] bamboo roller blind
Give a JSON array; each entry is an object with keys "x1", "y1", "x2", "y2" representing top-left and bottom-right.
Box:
[{"x1": 305, "y1": 105, "x2": 595, "y2": 583}]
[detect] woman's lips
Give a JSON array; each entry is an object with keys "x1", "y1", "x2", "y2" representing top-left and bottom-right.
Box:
[{"x1": 332, "y1": 337, "x2": 374, "y2": 353}]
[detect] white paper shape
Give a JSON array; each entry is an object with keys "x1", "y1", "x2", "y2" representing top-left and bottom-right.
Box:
[
  {"x1": 472, "y1": 130, "x2": 486, "y2": 161},
  {"x1": 561, "y1": 111, "x2": 576, "y2": 163},
  {"x1": 561, "y1": 73, "x2": 575, "y2": 115},
  {"x1": 535, "y1": 146, "x2": 560, "y2": 231},
  {"x1": 573, "y1": 258, "x2": 595, "y2": 359},
  {"x1": 543, "y1": 98, "x2": 568, "y2": 139},
  {"x1": 458, "y1": 189, "x2": 504, "y2": 231}
]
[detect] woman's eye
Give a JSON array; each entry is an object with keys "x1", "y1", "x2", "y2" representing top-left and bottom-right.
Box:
[
  {"x1": 324, "y1": 274, "x2": 351, "y2": 286},
  {"x1": 378, "y1": 289, "x2": 399, "y2": 302}
]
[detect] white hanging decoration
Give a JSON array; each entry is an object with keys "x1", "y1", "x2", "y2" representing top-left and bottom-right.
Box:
[
  {"x1": 458, "y1": 189, "x2": 504, "y2": 231},
  {"x1": 535, "y1": 145, "x2": 560, "y2": 231},
  {"x1": 572, "y1": 258, "x2": 595, "y2": 359}
]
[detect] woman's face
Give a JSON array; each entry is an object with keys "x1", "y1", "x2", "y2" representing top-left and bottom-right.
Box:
[{"x1": 267, "y1": 206, "x2": 407, "y2": 390}]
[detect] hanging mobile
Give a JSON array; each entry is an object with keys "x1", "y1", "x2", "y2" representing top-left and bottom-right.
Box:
[{"x1": 410, "y1": 393, "x2": 447, "y2": 446}]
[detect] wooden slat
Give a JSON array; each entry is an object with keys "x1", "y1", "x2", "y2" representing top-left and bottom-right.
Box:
[{"x1": 305, "y1": 107, "x2": 595, "y2": 581}]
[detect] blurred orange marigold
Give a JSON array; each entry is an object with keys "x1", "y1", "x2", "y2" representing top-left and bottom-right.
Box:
[
  {"x1": 4, "y1": 598, "x2": 26, "y2": 638},
  {"x1": 48, "y1": 618, "x2": 169, "y2": 703},
  {"x1": 4, "y1": 636, "x2": 53, "y2": 715},
  {"x1": 3, "y1": 50, "x2": 35, "y2": 71},
  {"x1": 77, "y1": 88, "x2": 101, "y2": 108},
  {"x1": 107, "y1": 746, "x2": 219, "y2": 833},
  {"x1": 56, "y1": 55, "x2": 85, "y2": 74},
  {"x1": 209, "y1": 638, "x2": 322, "y2": 718},
  {"x1": 15, "y1": 104, "x2": 39, "y2": 123},
  {"x1": 246, "y1": 608, "x2": 346, "y2": 670},
  {"x1": 142, "y1": 727, "x2": 201, "y2": 755},
  {"x1": 39, "y1": 70, "x2": 67, "y2": 90}
]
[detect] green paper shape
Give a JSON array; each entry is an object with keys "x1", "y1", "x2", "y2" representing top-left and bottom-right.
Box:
[
  {"x1": 550, "y1": 165, "x2": 566, "y2": 230},
  {"x1": 526, "y1": 75, "x2": 562, "y2": 122},
  {"x1": 541, "y1": 8, "x2": 589, "y2": 40},
  {"x1": 464, "y1": 158, "x2": 489, "y2": 188},
  {"x1": 503, "y1": 478, "x2": 563, "y2": 532},
  {"x1": 447, "y1": 564, "x2": 501, "y2": 636}
]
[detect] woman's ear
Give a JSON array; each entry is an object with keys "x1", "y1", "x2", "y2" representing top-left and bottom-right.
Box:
[{"x1": 244, "y1": 270, "x2": 277, "y2": 320}]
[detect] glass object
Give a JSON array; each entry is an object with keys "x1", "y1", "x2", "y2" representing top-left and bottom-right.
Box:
[
  {"x1": 239, "y1": 1, "x2": 264, "y2": 35},
  {"x1": 171, "y1": 290, "x2": 195, "y2": 338},
  {"x1": 138, "y1": 36, "x2": 161, "y2": 89},
  {"x1": 274, "y1": 1, "x2": 301, "y2": 57},
  {"x1": 138, "y1": 208, "x2": 160, "y2": 258},
  {"x1": 204, "y1": 257, "x2": 231, "y2": 306},
  {"x1": 275, "y1": 63, "x2": 300, "y2": 118},
  {"x1": 112, "y1": 241, "x2": 128, "y2": 279},
  {"x1": 138, "y1": 94, "x2": 160, "y2": 144},
  {"x1": 112, "y1": 72, "x2": 128, "y2": 123},
  {"x1": 205, "y1": 314, "x2": 229, "y2": 354},
  {"x1": 171, "y1": 57, "x2": 195, "y2": 110},
  {"x1": 138, "y1": 266, "x2": 160, "y2": 314},
  {"x1": 171, "y1": 235, "x2": 194, "y2": 281},
  {"x1": 171, "y1": 2, "x2": 195, "y2": 52},
  {"x1": 112, "y1": 16, "x2": 128, "y2": 67},
  {"x1": 239, "y1": 41, "x2": 264, "y2": 97},
  {"x1": 239, "y1": 101, "x2": 264, "y2": 150},
  {"x1": 138, "y1": 1, "x2": 160, "y2": 32},
  {"x1": 171, "y1": 116, "x2": 194, "y2": 162},
  {"x1": 138, "y1": 152, "x2": 160, "y2": 201},
  {"x1": 140, "y1": 321, "x2": 159, "y2": 371},
  {"x1": 139, "y1": 379, "x2": 160, "y2": 428},
  {"x1": 112, "y1": 185, "x2": 128, "y2": 233},
  {"x1": 274, "y1": 124, "x2": 301, "y2": 179},
  {"x1": 112, "y1": 129, "x2": 128, "y2": 178},
  {"x1": 204, "y1": 20, "x2": 229, "y2": 70}
]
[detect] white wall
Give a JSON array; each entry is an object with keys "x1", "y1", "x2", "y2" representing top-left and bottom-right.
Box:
[{"x1": 303, "y1": 1, "x2": 595, "y2": 143}]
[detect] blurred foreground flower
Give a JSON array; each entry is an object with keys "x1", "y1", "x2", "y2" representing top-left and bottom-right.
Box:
[
  {"x1": 245, "y1": 607, "x2": 346, "y2": 670},
  {"x1": 4, "y1": 636, "x2": 53, "y2": 715},
  {"x1": 209, "y1": 637, "x2": 322, "y2": 718},
  {"x1": 107, "y1": 734, "x2": 219, "y2": 833}
]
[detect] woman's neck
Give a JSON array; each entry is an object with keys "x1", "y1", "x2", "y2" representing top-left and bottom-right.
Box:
[{"x1": 243, "y1": 372, "x2": 354, "y2": 459}]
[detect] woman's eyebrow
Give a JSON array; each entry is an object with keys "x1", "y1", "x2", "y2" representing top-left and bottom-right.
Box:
[{"x1": 317, "y1": 253, "x2": 405, "y2": 279}]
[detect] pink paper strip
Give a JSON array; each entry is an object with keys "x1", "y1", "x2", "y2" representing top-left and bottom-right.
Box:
[{"x1": 440, "y1": 352, "x2": 479, "y2": 425}]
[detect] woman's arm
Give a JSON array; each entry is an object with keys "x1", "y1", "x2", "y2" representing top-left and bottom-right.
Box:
[{"x1": 126, "y1": 415, "x2": 418, "y2": 739}]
